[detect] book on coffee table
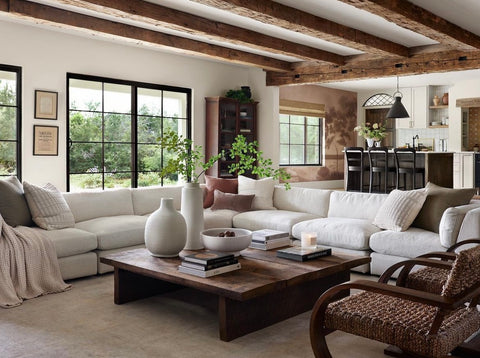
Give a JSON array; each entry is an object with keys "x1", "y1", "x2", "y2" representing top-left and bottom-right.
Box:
[
  {"x1": 249, "y1": 236, "x2": 291, "y2": 250},
  {"x1": 181, "y1": 258, "x2": 239, "y2": 271},
  {"x1": 178, "y1": 262, "x2": 241, "y2": 277},
  {"x1": 251, "y1": 229, "x2": 289, "y2": 242},
  {"x1": 183, "y1": 251, "x2": 235, "y2": 265},
  {"x1": 276, "y1": 246, "x2": 331, "y2": 262}
]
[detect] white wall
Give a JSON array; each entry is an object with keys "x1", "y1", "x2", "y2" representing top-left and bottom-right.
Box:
[{"x1": 0, "y1": 19, "x2": 277, "y2": 190}]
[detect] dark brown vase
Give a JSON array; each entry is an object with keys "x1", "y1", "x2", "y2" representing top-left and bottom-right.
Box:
[{"x1": 442, "y1": 92, "x2": 449, "y2": 105}]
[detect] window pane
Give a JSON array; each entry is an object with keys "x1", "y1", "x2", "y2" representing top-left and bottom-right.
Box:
[
  {"x1": 0, "y1": 70, "x2": 16, "y2": 106},
  {"x1": 104, "y1": 114, "x2": 131, "y2": 142},
  {"x1": 163, "y1": 117, "x2": 180, "y2": 133},
  {"x1": 306, "y1": 125, "x2": 319, "y2": 144},
  {"x1": 290, "y1": 124, "x2": 304, "y2": 145},
  {"x1": 280, "y1": 144, "x2": 289, "y2": 165},
  {"x1": 69, "y1": 111, "x2": 102, "y2": 142},
  {"x1": 290, "y1": 115, "x2": 304, "y2": 125},
  {"x1": 138, "y1": 144, "x2": 161, "y2": 171},
  {"x1": 138, "y1": 116, "x2": 162, "y2": 143},
  {"x1": 70, "y1": 174, "x2": 103, "y2": 191},
  {"x1": 290, "y1": 145, "x2": 304, "y2": 164},
  {"x1": 0, "y1": 142, "x2": 16, "y2": 175},
  {"x1": 279, "y1": 113, "x2": 289, "y2": 123},
  {"x1": 280, "y1": 123, "x2": 289, "y2": 144},
  {"x1": 138, "y1": 172, "x2": 162, "y2": 187},
  {"x1": 105, "y1": 173, "x2": 131, "y2": 189},
  {"x1": 104, "y1": 143, "x2": 131, "y2": 172},
  {"x1": 69, "y1": 79, "x2": 102, "y2": 111},
  {"x1": 163, "y1": 91, "x2": 187, "y2": 118},
  {"x1": 138, "y1": 88, "x2": 162, "y2": 116},
  {"x1": 69, "y1": 143, "x2": 102, "y2": 173},
  {"x1": 306, "y1": 117, "x2": 319, "y2": 126},
  {"x1": 104, "y1": 83, "x2": 131, "y2": 113},
  {"x1": 306, "y1": 145, "x2": 319, "y2": 164},
  {"x1": 0, "y1": 107, "x2": 16, "y2": 140}
]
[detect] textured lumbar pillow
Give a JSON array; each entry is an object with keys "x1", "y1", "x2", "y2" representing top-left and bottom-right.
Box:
[
  {"x1": 238, "y1": 175, "x2": 276, "y2": 210},
  {"x1": 373, "y1": 189, "x2": 427, "y2": 232},
  {"x1": 210, "y1": 189, "x2": 254, "y2": 212},
  {"x1": 0, "y1": 176, "x2": 34, "y2": 227},
  {"x1": 23, "y1": 181, "x2": 75, "y2": 230}
]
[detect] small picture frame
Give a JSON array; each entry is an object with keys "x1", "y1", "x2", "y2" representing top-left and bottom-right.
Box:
[
  {"x1": 35, "y1": 90, "x2": 58, "y2": 120},
  {"x1": 33, "y1": 125, "x2": 59, "y2": 156}
]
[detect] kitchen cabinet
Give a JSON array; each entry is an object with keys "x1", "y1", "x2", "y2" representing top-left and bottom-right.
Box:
[
  {"x1": 454, "y1": 152, "x2": 474, "y2": 188},
  {"x1": 411, "y1": 86, "x2": 428, "y2": 128}
]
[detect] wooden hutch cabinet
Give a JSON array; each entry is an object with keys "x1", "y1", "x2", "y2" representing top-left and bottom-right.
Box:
[{"x1": 205, "y1": 97, "x2": 258, "y2": 178}]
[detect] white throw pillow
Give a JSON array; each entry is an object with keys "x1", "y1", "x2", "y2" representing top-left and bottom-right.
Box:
[
  {"x1": 23, "y1": 182, "x2": 75, "y2": 230},
  {"x1": 373, "y1": 189, "x2": 427, "y2": 232},
  {"x1": 237, "y1": 175, "x2": 276, "y2": 210},
  {"x1": 439, "y1": 204, "x2": 480, "y2": 248}
]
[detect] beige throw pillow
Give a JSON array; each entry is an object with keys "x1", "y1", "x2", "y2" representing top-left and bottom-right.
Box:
[
  {"x1": 238, "y1": 175, "x2": 276, "y2": 210},
  {"x1": 373, "y1": 189, "x2": 427, "y2": 232},
  {"x1": 0, "y1": 176, "x2": 33, "y2": 227},
  {"x1": 439, "y1": 203, "x2": 480, "y2": 248},
  {"x1": 23, "y1": 182, "x2": 75, "y2": 230}
]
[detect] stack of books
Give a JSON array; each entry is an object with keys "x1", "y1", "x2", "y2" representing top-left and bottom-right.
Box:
[
  {"x1": 276, "y1": 246, "x2": 331, "y2": 262},
  {"x1": 178, "y1": 251, "x2": 241, "y2": 277},
  {"x1": 249, "y1": 229, "x2": 291, "y2": 250}
]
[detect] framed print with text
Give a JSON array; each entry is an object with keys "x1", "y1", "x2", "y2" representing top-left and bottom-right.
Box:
[
  {"x1": 33, "y1": 125, "x2": 58, "y2": 156},
  {"x1": 35, "y1": 90, "x2": 58, "y2": 120}
]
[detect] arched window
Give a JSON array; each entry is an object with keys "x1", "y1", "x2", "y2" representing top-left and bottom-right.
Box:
[{"x1": 363, "y1": 93, "x2": 394, "y2": 107}]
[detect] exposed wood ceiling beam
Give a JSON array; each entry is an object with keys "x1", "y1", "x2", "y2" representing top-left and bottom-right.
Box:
[
  {"x1": 266, "y1": 50, "x2": 480, "y2": 86},
  {"x1": 340, "y1": 0, "x2": 480, "y2": 51},
  {"x1": 0, "y1": 0, "x2": 292, "y2": 72},
  {"x1": 190, "y1": 0, "x2": 409, "y2": 57},
  {"x1": 45, "y1": 0, "x2": 345, "y2": 65}
]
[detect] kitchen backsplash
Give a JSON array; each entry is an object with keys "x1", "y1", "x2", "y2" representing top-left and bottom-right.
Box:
[{"x1": 397, "y1": 128, "x2": 449, "y2": 151}]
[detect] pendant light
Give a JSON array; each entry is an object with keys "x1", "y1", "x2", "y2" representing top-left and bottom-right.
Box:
[{"x1": 386, "y1": 75, "x2": 410, "y2": 118}]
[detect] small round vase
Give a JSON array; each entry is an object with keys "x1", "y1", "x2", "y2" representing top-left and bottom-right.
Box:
[
  {"x1": 366, "y1": 138, "x2": 375, "y2": 147},
  {"x1": 145, "y1": 198, "x2": 187, "y2": 257},
  {"x1": 433, "y1": 95, "x2": 440, "y2": 106},
  {"x1": 442, "y1": 92, "x2": 449, "y2": 105},
  {"x1": 374, "y1": 140, "x2": 382, "y2": 147}
]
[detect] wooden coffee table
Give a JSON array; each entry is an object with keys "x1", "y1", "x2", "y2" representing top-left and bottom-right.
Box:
[{"x1": 100, "y1": 248, "x2": 370, "y2": 341}]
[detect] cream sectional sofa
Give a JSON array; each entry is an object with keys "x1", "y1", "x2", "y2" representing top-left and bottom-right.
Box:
[{"x1": 33, "y1": 184, "x2": 480, "y2": 280}]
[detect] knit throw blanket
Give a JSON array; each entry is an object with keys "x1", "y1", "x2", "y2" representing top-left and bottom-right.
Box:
[{"x1": 0, "y1": 215, "x2": 71, "y2": 308}]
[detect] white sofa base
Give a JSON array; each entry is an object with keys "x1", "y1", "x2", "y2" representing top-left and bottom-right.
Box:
[
  {"x1": 370, "y1": 252, "x2": 410, "y2": 277},
  {"x1": 58, "y1": 252, "x2": 98, "y2": 280}
]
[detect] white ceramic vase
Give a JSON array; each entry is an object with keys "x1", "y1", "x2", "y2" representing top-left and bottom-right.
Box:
[
  {"x1": 144, "y1": 198, "x2": 186, "y2": 257},
  {"x1": 181, "y1": 182, "x2": 204, "y2": 250},
  {"x1": 366, "y1": 138, "x2": 375, "y2": 147}
]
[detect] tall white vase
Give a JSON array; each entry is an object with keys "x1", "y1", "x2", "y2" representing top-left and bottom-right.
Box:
[
  {"x1": 181, "y1": 182, "x2": 204, "y2": 250},
  {"x1": 145, "y1": 198, "x2": 186, "y2": 257}
]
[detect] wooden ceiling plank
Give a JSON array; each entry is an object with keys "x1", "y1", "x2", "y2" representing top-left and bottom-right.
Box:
[
  {"x1": 3, "y1": 0, "x2": 292, "y2": 72},
  {"x1": 267, "y1": 50, "x2": 480, "y2": 86},
  {"x1": 190, "y1": 0, "x2": 409, "y2": 57},
  {"x1": 46, "y1": 0, "x2": 345, "y2": 64},
  {"x1": 340, "y1": 0, "x2": 480, "y2": 50}
]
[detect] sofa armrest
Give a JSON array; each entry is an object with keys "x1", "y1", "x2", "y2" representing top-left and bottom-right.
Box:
[{"x1": 456, "y1": 207, "x2": 480, "y2": 244}]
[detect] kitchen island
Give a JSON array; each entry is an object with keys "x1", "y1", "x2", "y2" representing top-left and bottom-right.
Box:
[{"x1": 344, "y1": 150, "x2": 454, "y2": 191}]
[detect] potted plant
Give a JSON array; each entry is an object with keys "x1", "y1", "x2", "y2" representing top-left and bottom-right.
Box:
[{"x1": 353, "y1": 122, "x2": 387, "y2": 147}]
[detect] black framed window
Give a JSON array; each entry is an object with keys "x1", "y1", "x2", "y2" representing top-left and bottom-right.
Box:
[
  {"x1": 0, "y1": 65, "x2": 21, "y2": 179},
  {"x1": 279, "y1": 113, "x2": 323, "y2": 166},
  {"x1": 67, "y1": 73, "x2": 191, "y2": 191}
]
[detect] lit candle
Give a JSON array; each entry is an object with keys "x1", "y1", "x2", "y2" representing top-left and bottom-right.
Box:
[{"x1": 301, "y1": 232, "x2": 317, "y2": 247}]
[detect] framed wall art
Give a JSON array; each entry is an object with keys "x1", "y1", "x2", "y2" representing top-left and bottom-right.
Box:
[
  {"x1": 33, "y1": 125, "x2": 59, "y2": 156},
  {"x1": 35, "y1": 90, "x2": 58, "y2": 120}
]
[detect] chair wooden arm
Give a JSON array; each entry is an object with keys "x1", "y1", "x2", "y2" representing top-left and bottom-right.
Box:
[
  {"x1": 378, "y1": 257, "x2": 452, "y2": 284},
  {"x1": 418, "y1": 251, "x2": 457, "y2": 260},
  {"x1": 448, "y1": 238, "x2": 480, "y2": 252}
]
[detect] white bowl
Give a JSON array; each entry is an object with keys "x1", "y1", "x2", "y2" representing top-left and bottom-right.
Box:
[{"x1": 201, "y1": 228, "x2": 252, "y2": 255}]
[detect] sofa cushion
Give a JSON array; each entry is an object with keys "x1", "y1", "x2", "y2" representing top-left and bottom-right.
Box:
[
  {"x1": 373, "y1": 189, "x2": 427, "y2": 232},
  {"x1": 238, "y1": 175, "x2": 276, "y2": 210},
  {"x1": 0, "y1": 176, "x2": 33, "y2": 227},
  {"x1": 203, "y1": 175, "x2": 238, "y2": 208},
  {"x1": 233, "y1": 210, "x2": 318, "y2": 234},
  {"x1": 273, "y1": 186, "x2": 331, "y2": 217},
  {"x1": 28, "y1": 227, "x2": 97, "y2": 258},
  {"x1": 439, "y1": 203, "x2": 480, "y2": 248},
  {"x1": 75, "y1": 215, "x2": 148, "y2": 250},
  {"x1": 292, "y1": 217, "x2": 382, "y2": 250},
  {"x1": 210, "y1": 190, "x2": 254, "y2": 212},
  {"x1": 130, "y1": 186, "x2": 182, "y2": 215},
  {"x1": 64, "y1": 188, "x2": 134, "y2": 222},
  {"x1": 204, "y1": 208, "x2": 237, "y2": 229},
  {"x1": 369, "y1": 228, "x2": 444, "y2": 258},
  {"x1": 412, "y1": 182, "x2": 476, "y2": 233},
  {"x1": 328, "y1": 191, "x2": 388, "y2": 221},
  {"x1": 23, "y1": 182, "x2": 75, "y2": 230}
]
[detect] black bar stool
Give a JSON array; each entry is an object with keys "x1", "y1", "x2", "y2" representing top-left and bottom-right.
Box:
[
  {"x1": 394, "y1": 148, "x2": 425, "y2": 190},
  {"x1": 345, "y1": 147, "x2": 368, "y2": 192},
  {"x1": 368, "y1": 147, "x2": 396, "y2": 193}
]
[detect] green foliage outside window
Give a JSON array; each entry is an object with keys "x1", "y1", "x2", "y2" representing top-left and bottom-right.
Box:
[{"x1": 0, "y1": 79, "x2": 17, "y2": 176}]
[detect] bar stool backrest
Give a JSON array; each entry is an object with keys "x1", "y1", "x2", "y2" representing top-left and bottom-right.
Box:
[
  {"x1": 345, "y1": 147, "x2": 365, "y2": 171},
  {"x1": 368, "y1": 146, "x2": 389, "y2": 171},
  {"x1": 394, "y1": 148, "x2": 416, "y2": 171}
]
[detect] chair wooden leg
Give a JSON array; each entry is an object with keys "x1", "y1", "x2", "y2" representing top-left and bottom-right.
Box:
[
  {"x1": 384, "y1": 345, "x2": 431, "y2": 358},
  {"x1": 451, "y1": 330, "x2": 480, "y2": 358}
]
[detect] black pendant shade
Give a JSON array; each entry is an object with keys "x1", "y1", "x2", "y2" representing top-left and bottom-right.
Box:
[{"x1": 386, "y1": 96, "x2": 410, "y2": 118}]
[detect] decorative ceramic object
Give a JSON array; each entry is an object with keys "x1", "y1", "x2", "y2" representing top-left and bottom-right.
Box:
[
  {"x1": 181, "y1": 182, "x2": 204, "y2": 250},
  {"x1": 145, "y1": 198, "x2": 186, "y2": 257},
  {"x1": 433, "y1": 95, "x2": 440, "y2": 106},
  {"x1": 201, "y1": 228, "x2": 252, "y2": 256},
  {"x1": 366, "y1": 138, "x2": 375, "y2": 147},
  {"x1": 442, "y1": 92, "x2": 449, "y2": 105},
  {"x1": 374, "y1": 141, "x2": 382, "y2": 147}
]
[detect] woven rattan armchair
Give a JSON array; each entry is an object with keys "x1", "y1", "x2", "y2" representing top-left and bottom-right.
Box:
[{"x1": 310, "y1": 245, "x2": 480, "y2": 358}]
